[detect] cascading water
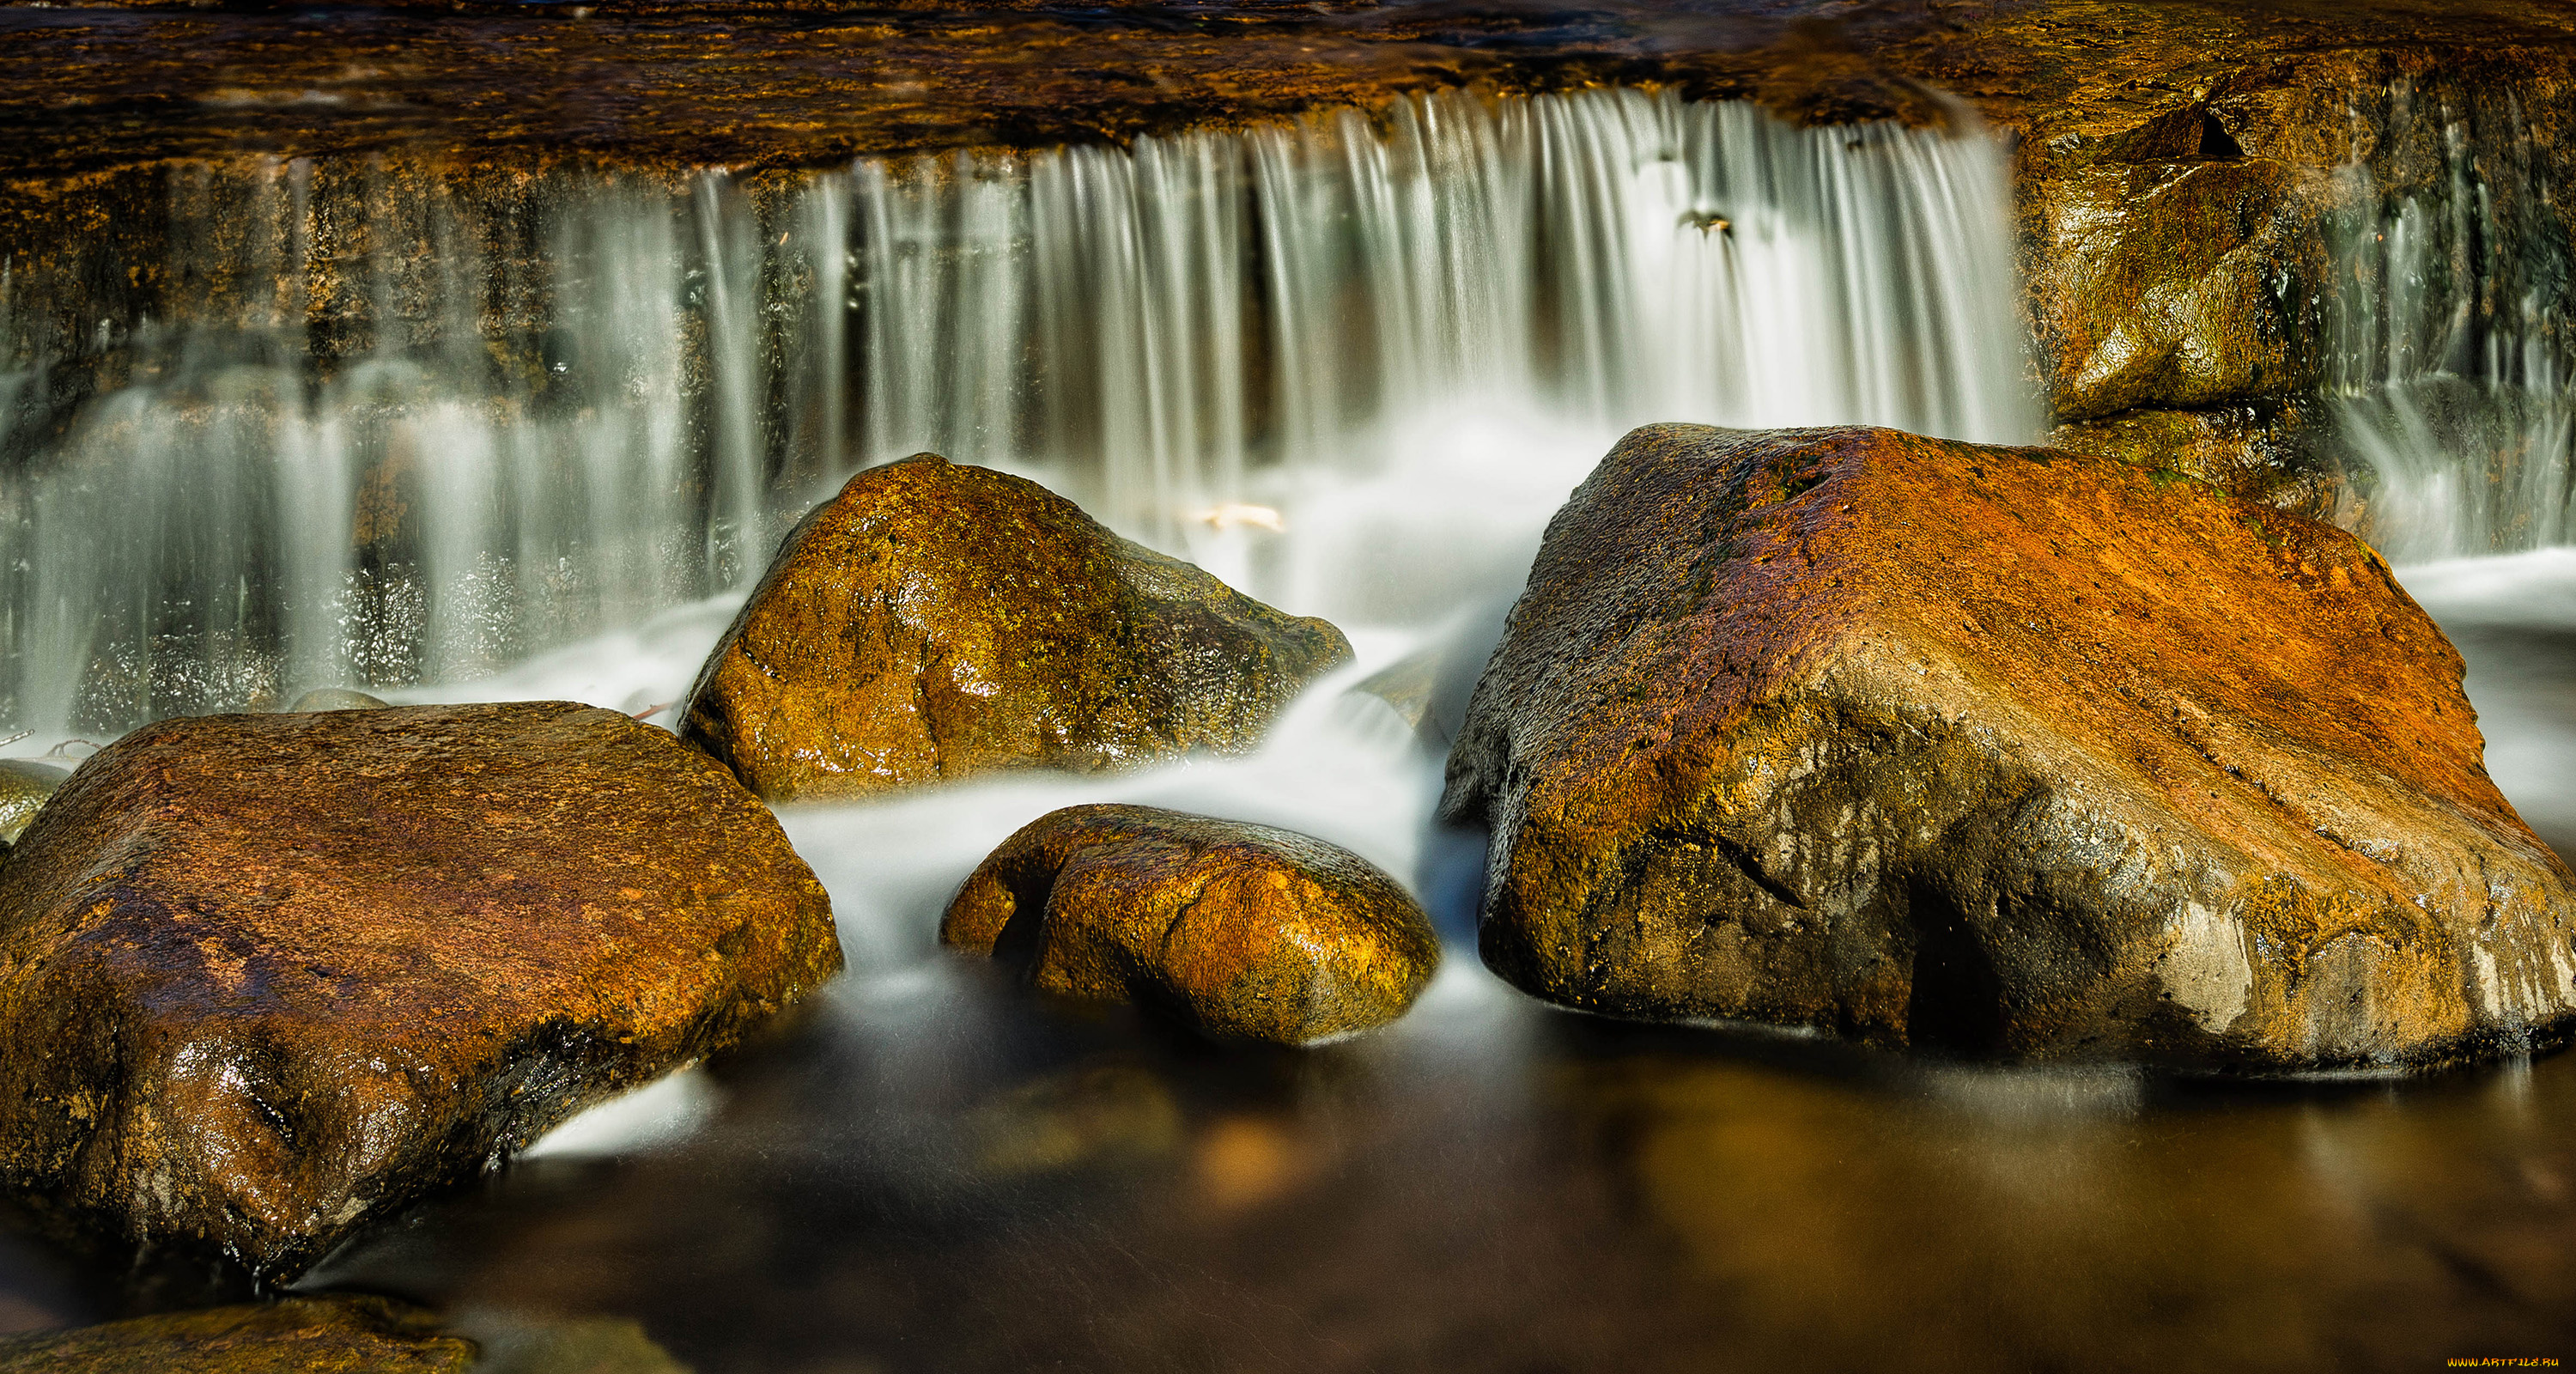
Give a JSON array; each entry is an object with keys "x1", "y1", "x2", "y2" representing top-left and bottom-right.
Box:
[
  {"x1": 0, "y1": 87, "x2": 2032, "y2": 734},
  {"x1": 2328, "y1": 82, "x2": 2575, "y2": 562}
]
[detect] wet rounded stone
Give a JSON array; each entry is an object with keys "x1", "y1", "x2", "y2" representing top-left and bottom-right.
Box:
[
  {"x1": 942, "y1": 804, "x2": 1439, "y2": 1045},
  {"x1": 0, "y1": 761, "x2": 70, "y2": 845},
  {"x1": 681, "y1": 454, "x2": 1352, "y2": 802},
  {"x1": 0, "y1": 702, "x2": 841, "y2": 1280},
  {"x1": 1441, "y1": 423, "x2": 2576, "y2": 1072},
  {"x1": 0, "y1": 1295, "x2": 470, "y2": 1373}
]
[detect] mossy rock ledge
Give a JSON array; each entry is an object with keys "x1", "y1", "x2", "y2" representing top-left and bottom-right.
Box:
[
  {"x1": 942, "y1": 804, "x2": 1440, "y2": 1045},
  {"x1": 0, "y1": 1296, "x2": 471, "y2": 1373},
  {"x1": 0, "y1": 702, "x2": 841, "y2": 1280},
  {"x1": 1440, "y1": 423, "x2": 2576, "y2": 1073},
  {"x1": 680, "y1": 453, "x2": 1352, "y2": 802}
]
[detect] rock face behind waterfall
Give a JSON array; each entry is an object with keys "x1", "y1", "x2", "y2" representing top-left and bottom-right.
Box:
[
  {"x1": 942, "y1": 805, "x2": 1439, "y2": 1044},
  {"x1": 0, "y1": 702, "x2": 841, "y2": 1280},
  {"x1": 682, "y1": 454, "x2": 1352, "y2": 801},
  {"x1": 1441, "y1": 423, "x2": 2576, "y2": 1071}
]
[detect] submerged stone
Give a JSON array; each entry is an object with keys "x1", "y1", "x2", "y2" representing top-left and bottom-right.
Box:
[
  {"x1": 1442, "y1": 423, "x2": 2576, "y2": 1072},
  {"x1": 942, "y1": 804, "x2": 1438, "y2": 1045},
  {"x1": 0, "y1": 761, "x2": 70, "y2": 845},
  {"x1": 0, "y1": 702, "x2": 841, "y2": 1279},
  {"x1": 682, "y1": 454, "x2": 1351, "y2": 801},
  {"x1": 0, "y1": 1295, "x2": 470, "y2": 1373}
]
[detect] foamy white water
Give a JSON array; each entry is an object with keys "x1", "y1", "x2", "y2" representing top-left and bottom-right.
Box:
[{"x1": 2327, "y1": 82, "x2": 2575, "y2": 561}]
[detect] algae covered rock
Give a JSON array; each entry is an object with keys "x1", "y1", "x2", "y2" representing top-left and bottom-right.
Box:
[
  {"x1": 943, "y1": 804, "x2": 1437, "y2": 1044},
  {"x1": 0, "y1": 702, "x2": 841, "y2": 1279},
  {"x1": 1442, "y1": 423, "x2": 2576, "y2": 1071},
  {"x1": 0, "y1": 1295, "x2": 470, "y2": 1373},
  {"x1": 0, "y1": 761, "x2": 70, "y2": 845},
  {"x1": 680, "y1": 453, "x2": 1352, "y2": 801}
]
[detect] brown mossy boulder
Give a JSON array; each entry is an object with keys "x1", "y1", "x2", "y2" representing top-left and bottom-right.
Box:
[
  {"x1": 1442, "y1": 423, "x2": 2576, "y2": 1072},
  {"x1": 0, "y1": 702, "x2": 841, "y2": 1280},
  {"x1": 681, "y1": 454, "x2": 1352, "y2": 802},
  {"x1": 0, "y1": 1295, "x2": 470, "y2": 1372},
  {"x1": 941, "y1": 804, "x2": 1438, "y2": 1045}
]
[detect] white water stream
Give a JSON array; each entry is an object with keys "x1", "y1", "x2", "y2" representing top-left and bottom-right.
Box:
[{"x1": 0, "y1": 88, "x2": 2028, "y2": 733}]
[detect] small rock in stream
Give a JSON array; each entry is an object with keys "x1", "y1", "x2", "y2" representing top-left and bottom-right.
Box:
[
  {"x1": 0, "y1": 702, "x2": 841, "y2": 1280},
  {"x1": 680, "y1": 453, "x2": 1352, "y2": 801},
  {"x1": 943, "y1": 804, "x2": 1439, "y2": 1045}
]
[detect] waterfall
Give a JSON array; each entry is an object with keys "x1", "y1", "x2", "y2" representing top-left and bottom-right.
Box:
[
  {"x1": 0, "y1": 87, "x2": 2033, "y2": 734},
  {"x1": 2328, "y1": 83, "x2": 2575, "y2": 562}
]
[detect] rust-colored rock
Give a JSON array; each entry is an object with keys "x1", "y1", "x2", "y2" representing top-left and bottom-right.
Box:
[
  {"x1": 0, "y1": 1296, "x2": 470, "y2": 1373},
  {"x1": 682, "y1": 455, "x2": 1351, "y2": 801},
  {"x1": 1442, "y1": 423, "x2": 2576, "y2": 1071},
  {"x1": 0, "y1": 702, "x2": 841, "y2": 1279},
  {"x1": 942, "y1": 804, "x2": 1438, "y2": 1045}
]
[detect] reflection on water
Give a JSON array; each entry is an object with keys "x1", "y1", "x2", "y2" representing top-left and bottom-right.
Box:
[{"x1": 284, "y1": 960, "x2": 2575, "y2": 1373}]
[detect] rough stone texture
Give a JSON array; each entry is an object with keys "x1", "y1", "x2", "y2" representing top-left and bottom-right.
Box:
[
  {"x1": 1441, "y1": 423, "x2": 2576, "y2": 1071},
  {"x1": 0, "y1": 763, "x2": 70, "y2": 846},
  {"x1": 2048, "y1": 401, "x2": 2345, "y2": 520},
  {"x1": 942, "y1": 804, "x2": 1438, "y2": 1044},
  {"x1": 683, "y1": 454, "x2": 1351, "y2": 802},
  {"x1": 0, "y1": 702, "x2": 841, "y2": 1279},
  {"x1": 286, "y1": 690, "x2": 391, "y2": 714},
  {"x1": 0, "y1": 1296, "x2": 470, "y2": 1373}
]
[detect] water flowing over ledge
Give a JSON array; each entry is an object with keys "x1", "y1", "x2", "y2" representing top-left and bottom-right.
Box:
[
  {"x1": 2329, "y1": 80, "x2": 2576, "y2": 562},
  {"x1": 0, "y1": 87, "x2": 2032, "y2": 733}
]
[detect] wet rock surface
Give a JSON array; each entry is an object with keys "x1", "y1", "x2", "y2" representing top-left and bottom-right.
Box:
[
  {"x1": 1442, "y1": 423, "x2": 2576, "y2": 1071},
  {"x1": 285, "y1": 690, "x2": 391, "y2": 714},
  {"x1": 0, "y1": 763, "x2": 69, "y2": 847},
  {"x1": 683, "y1": 454, "x2": 1350, "y2": 801},
  {"x1": 0, "y1": 1295, "x2": 470, "y2": 1373},
  {"x1": 942, "y1": 804, "x2": 1438, "y2": 1044},
  {"x1": 0, "y1": 702, "x2": 841, "y2": 1280}
]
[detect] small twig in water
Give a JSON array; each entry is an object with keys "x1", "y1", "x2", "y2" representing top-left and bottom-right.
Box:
[
  {"x1": 630, "y1": 702, "x2": 673, "y2": 721},
  {"x1": 42, "y1": 739, "x2": 100, "y2": 758},
  {"x1": 0, "y1": 729, "x2": 28, "y2": 751}
]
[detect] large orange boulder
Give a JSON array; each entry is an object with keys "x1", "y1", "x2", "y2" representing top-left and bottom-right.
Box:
[
  {"x1": 1441, "y1": 423, "x2": 2576, "y2": 1071},
  {"x1": 0, "y1": 702, "x2": 841, "y2": 1279},
  {"x1": 680, "y1": 454, "x2": 1352, "y2": 801},
  {"x1": 942, "y1": 804, "x2": 1439, "y2": 1044}
]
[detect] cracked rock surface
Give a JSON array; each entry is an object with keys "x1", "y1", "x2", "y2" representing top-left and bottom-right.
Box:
[{"x1": 1442, "y1": 423, "x2": 2576, "y2": 1071}]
